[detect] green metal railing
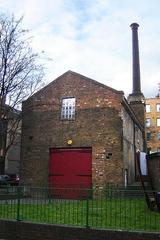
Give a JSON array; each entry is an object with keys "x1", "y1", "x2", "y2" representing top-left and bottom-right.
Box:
[{"x1": 0, "y1": 186, "x2": 160, "y2": 232}]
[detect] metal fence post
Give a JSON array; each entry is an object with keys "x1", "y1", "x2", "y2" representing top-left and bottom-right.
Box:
[
  {"x1": 16, "y1": 186, "x2": 21, "y2": 221},
  {"x1": 86, "y1": 189, "x2": 89, "y2": 228}
]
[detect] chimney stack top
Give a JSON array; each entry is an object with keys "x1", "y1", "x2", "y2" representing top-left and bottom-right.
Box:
[{"x1": 130, "y1": 23, "x2": 139, "y2": 29}]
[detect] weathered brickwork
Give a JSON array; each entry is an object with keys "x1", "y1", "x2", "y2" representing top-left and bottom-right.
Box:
[
  {"x1": 147, "y1": 152, "x2": 160, "y2": 191},
  {"x1": 129, "y1": 101, "x2": 145, "y2": 130},
  {"x1": 122, "y1": 107, "x2": 143, "y2": 184},
  {"x1": 21, "y1": 71, "x2": 144, "y2": 188}
]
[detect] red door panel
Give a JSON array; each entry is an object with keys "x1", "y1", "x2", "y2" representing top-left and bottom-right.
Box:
[{"x1": 49, "y1": 148, "x2": 92, "y2": 199}]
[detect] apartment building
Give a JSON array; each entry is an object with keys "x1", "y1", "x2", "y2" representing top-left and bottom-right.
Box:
[{"x1": 146, "y1": 96, "x2": 160, "y2": 153}]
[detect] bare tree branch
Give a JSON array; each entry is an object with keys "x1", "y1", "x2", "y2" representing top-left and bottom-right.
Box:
[{"x1": 0, "y1": 13, "x2": 45, "y2": 173}]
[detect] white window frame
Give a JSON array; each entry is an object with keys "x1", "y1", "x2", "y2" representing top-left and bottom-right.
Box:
[
  {"x1": 146, "y1": 118, "x2": 151, "y2": 127},
  {"x1": 61, "y1": 97, "x2": 75, "y2": 120},
  {"x1": 146, "y1": 104, "x2": 150, "y2": 113},
  {"x1": 157, "y1": 104, "x2": 160, "y2": 112},
  {"x1": 157, "y1": 132, "x2": 160, "y2": 140},
  {"x1": 157, "y1": 118, "x2": 160, "y2": 127}
]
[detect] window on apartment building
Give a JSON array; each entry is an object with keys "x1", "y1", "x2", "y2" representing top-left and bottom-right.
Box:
[
  {"x1": 61, "y1": 97, "x2": 76, "y2": 120},
  {"x1": 147, "y1": 148, "x2": 151, "y2": 154},
  {"x1": 146, "y1": 118, "x2": 151, "y2": 127},
  {"x1": 157, "y1": 104, "x2": 160, "y2": 112},
  {"x1": 146, "y1": 104, "x2": 150, "y2": 112},
  {"x1": 146, "y1": 132, "x2": 151, "y2": 141},
  {"x1": 157, "y1": 132, "x2": 160, "y2": 140},
  {"x1": 157, "y1": 118, "x2": 160, "y2": 126}
]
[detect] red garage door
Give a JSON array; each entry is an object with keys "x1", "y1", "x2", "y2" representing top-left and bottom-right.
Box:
[{"x1": 49, "y1": 148, "x2": 92, "y2": 199}]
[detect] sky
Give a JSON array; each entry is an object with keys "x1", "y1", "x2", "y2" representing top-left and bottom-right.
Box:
[{"x1": 0, "y1": 0, "x2": 160, "y2": 98}]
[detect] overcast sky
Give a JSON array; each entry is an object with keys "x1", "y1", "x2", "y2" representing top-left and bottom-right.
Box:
[{"x1": 0, "y1": 0, "x2": 160, "y2": 98}]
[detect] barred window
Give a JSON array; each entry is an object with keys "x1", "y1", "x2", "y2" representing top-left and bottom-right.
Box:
[{"x1": 61, "y1": 97, "x2": 75, "y2": 120}]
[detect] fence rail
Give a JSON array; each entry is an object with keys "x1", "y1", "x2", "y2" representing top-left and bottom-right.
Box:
[{"x1": 0, "y1": 186, "x2": 160, "y2": 232}]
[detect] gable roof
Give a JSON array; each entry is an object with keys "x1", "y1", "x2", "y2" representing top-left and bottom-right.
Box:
[
  {"x1": 65, "y1": 70, "x2": 124, "y2": 94},
  {"x1": 23, "y1": 70, "x2": 144, "y2": 131},
  {"x1": 28, "y1": 70, "x2": 124, "y2": 100}
]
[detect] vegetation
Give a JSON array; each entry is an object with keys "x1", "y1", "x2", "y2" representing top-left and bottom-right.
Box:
[
  {"x1": 0, "y1": 198, "x2": 160, "y2": 232},
  {"x1": 0, "y1": 13, "x2": 44, "y2": 172}
]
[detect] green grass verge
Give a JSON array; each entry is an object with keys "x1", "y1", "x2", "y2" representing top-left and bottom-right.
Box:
[{"x1": 0, "y1": 198, "x2": 160, "y2": 232}]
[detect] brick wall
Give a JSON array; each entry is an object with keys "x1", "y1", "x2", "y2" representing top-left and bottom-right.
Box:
[
  {"x1": 21, "y1": 71, "x2": 144, "y2": 188},
  {"x1": 21, "y1": 71, "x2": 124, "y2": 188},
  {"x1": 122, "y1": 107, "x2": 144, "y2": 184},
  {"x1": 21, "y1": 107, "x2": 123, "y2": 188},
  {"x1": 129, "y1": 102, "x2": 145, "y2": 130},
  {"x1": 0, "y1": 220, "x2": 160, "y2": 240},
  {"x1": 147, "y1": 152, "x2": 160, "y2": 191}
]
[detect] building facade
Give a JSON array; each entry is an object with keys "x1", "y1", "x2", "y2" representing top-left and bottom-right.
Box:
[
  {"x1": 20, "y1": 22, "x2": 146, "y2": 191},
  {"x1": 0, "y1": 106, "x2": 21, "y2": 175},
  {"x1": 145, "y1": 97, "x2": 160, "y2": 153},
  {"x1": 20, "y1": 70, "x2": 145, "y2": 189}
]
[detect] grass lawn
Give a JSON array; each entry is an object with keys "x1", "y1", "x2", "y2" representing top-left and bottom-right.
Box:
[{"x1": 0, "y1": 197, "x2": 160, "y2": 232}]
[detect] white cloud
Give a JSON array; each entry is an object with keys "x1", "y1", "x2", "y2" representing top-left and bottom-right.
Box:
[{"x1": 1, "y1": 0, "x2": 160, "y2": 98}]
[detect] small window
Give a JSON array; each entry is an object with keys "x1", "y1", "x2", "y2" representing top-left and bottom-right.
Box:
[
  {"x1": 146, "y1": 118, "x2": 151, "y2": 127},
  {"x1": 157, "y1": 118, "x2": 160, "y2": 126},
  {"x1": 157, "y1": 132, "x2": 160, "y2": 140},
  {"x1": 147, "y1": 148, "x2": 151, "y2": 154},
  {"x1": 147, "y1": 132, "x2": 151, "y2": 141},
  {"x1": 146, "y1": 104, "x2": 150, "y2": 112},
  {"x1": 61, "y1": 97, "x2": 75, "y2": 120},
  {"x1": 157, "y1": 104, "x2": 160, "y2": 112}
]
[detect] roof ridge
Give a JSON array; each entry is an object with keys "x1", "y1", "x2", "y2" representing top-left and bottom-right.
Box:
[{"x1": 24, "y1": 70, "x2": 124, "y2": 102}]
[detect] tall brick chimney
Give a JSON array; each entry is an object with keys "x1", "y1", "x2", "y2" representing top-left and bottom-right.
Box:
[
  {"x1": 128, "y1": 23, "x2": 145, "y2": 132},
  {"x1": 130, "y1": 23, "x2": 141, "y2": 94}
]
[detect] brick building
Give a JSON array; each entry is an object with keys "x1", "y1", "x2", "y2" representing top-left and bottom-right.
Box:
[
  {"x1": 20, "y1": 70, "x2": 145, "y2": 189},
  {"x1": 0, "y1": 105, "x2": 21, "y2": 175},
  {"x1": 145, "y1": 96, "x2": 160, "y2": 153},
  {"x1": 20, "y1": 23, "x2": 145, "y2": 190}
]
